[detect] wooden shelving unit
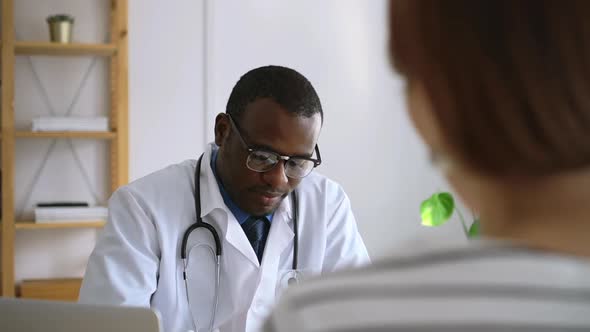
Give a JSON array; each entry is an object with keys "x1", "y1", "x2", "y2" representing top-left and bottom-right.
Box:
[{"x1": 0, "y1": 0, "x2": 128, "y2": 298}]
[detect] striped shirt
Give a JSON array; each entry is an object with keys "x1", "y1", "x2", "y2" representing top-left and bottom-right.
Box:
[{"x1": 264, "y1": 240, "x2": 590, "y2": 332}]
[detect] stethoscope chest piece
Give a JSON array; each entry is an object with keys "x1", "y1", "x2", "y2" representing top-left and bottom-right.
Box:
[{"x1": 279, "y1": 269, "x2": 301, "y2": 289}]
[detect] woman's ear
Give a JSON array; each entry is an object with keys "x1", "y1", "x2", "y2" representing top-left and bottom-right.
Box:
[{"x1": 214, "y1": 113, "x2": 230, "y2": 146}]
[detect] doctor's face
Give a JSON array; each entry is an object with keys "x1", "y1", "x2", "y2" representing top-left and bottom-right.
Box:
[{"x1": 215, "y1": 98, "x2": 322, "y2": 216}]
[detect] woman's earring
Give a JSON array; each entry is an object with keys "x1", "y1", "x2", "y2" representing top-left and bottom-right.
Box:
[{"x1": 429, "y1": 149, "x2": 454, "y2": 173}]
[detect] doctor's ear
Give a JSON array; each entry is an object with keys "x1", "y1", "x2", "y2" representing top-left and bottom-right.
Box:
[{"x1": 214, "y1": 113, "x2": 231, "y2": 146}]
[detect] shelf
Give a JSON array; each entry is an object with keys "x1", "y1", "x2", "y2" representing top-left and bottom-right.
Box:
[
  {"x1": 15, "y1": 221, "x2": 106, "y2": 230},
  {"x1": 15, "y1": 131, "x2": 116, "y2": 139},
  {"x1": 19, "y1": 278, "x2": 82, "y2": 302},
  {"x1": 15, "y1": 41, "x2": 117, "y2": 56}
]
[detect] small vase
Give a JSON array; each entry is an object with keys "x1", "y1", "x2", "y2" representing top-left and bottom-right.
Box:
[{"x1": 47, "y1": 14, "x2": 75, "y2": 43}]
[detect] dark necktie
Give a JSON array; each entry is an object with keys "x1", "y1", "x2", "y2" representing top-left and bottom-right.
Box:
[{"x1": 241, "y1": 216, "x2": 270, "y2": 263}]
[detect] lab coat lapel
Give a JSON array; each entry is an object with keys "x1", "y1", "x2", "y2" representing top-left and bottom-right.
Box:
[
  {"x1": 225, "y1": 217, "x2": 260, "y2": 266},
  {"x1": 245, "y1": 195, "x2": 294, "y2": 332},
  {"x1": 198, "y1": 143, "x2": 261, "y2": 267},
  {"x1": 224, "y1": 195, "x2": 295, "y2": 268},
  {"x1": 261, "y1": 194, "x2": 294, "y2": 270}
]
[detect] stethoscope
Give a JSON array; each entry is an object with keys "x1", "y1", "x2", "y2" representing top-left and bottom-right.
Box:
[{"x1": 180, "y1": 154, "x2": 299, "y2": 331}]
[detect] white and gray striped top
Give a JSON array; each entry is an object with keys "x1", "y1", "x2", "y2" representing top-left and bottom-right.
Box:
[{"x1": 264, "y1": 241, "x2": 590, "y2": 332}]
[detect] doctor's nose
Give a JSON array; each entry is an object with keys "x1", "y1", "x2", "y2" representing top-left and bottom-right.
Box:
[{"x1": 261, "y1": 161, "x2": 289, "y2": 188}]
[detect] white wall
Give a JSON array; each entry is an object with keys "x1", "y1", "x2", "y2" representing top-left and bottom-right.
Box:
[
  {"x1": 12, "y1": 0, "x2": 465, "y2": 282},
  {"x1": 129, "y1": 0, "x2": 206, "y2": 179}
]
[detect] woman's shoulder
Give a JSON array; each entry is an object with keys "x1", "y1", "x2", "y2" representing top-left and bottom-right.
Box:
[{"x1": 266, "y1": 241, "x2": 590, "y2": 331}]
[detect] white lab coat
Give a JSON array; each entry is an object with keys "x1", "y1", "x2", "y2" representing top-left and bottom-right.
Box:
[{"x1": 79, "y1": 143, "x2": 370, "y2": 332}]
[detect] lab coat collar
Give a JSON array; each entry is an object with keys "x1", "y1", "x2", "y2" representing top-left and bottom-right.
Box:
[
  {"x1": 276, "y1": 191, "x2": 293, "y2": 220},
  {"x1": 199, "y1": 143, "x2": 294, "y2": 221},
  {"x1": 198, "y1": 143, "x2": 294, "y2": 267},
  {"x1": 198, "y1": 143, "x2": 227, "y2": 219},
  {"x1": 198, "y1": 143, "x2": 296, "y2": 267},
  {"x1": 198, "y1": 144, "x2": 260, "y2": 265}
]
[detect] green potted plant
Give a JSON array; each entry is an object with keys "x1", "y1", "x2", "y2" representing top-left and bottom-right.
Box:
[{"x1": 420, "y1": 192, "x2": 480, "y2": 238}]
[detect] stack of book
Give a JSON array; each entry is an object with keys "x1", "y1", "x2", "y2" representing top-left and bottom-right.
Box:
[
  {"x1": 34, "y1": 202, "x2": 108, "y2": 223},
  {"x1": 32, "y1": 116, "x2": 109, "y2": 132}
]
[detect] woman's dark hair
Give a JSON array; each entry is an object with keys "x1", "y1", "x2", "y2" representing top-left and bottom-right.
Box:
[{"x1": 390, "y1": 0, "x2": 590, "y2": 176}]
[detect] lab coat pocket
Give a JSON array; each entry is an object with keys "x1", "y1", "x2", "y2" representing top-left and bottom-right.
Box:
[{"x1": 185, "y1": 241, "x2": 219, "y2": 331}]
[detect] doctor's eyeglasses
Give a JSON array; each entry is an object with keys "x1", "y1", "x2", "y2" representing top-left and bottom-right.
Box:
[{"x1": 228, "y1": 115, "x2": 322, "y2": 179}]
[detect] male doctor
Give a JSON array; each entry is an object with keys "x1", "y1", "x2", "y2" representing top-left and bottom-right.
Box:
[{"x1": 79, "y1": 65, "x2": 370, "y2": 332}]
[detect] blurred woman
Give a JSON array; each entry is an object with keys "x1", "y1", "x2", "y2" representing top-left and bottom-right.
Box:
[{"x1": 265, "y1": 1, "x2": 590, "y2": 331}]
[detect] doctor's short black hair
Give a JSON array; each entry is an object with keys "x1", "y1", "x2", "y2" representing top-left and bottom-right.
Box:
[{"x1": 225, "y1": 65, "x2": 324, "y2": 123}]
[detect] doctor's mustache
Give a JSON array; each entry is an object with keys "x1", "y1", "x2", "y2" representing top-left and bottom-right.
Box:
[{"x1": 248, "y1": 187, "x2": 290, "y2": 198}]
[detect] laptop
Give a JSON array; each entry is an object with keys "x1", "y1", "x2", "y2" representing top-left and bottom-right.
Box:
[{"x1": 0, "y1": 297, "x2": 162, "y2": 332}]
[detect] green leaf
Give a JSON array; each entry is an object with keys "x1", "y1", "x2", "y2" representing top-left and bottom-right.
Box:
[
  {"x1": 420, "y1": 192, "x2": 455, "y2": 227},
  {"x1": 468, "y1": 218, "x2": 480, "y2": 238}
]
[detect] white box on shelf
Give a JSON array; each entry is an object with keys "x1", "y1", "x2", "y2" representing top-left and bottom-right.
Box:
[
  {"x1": 31, "y1": 116, "x2": 109, "y2": 132},
  {"x1": 34, "y1": 206, "x2": 108, "y2": 223}
]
